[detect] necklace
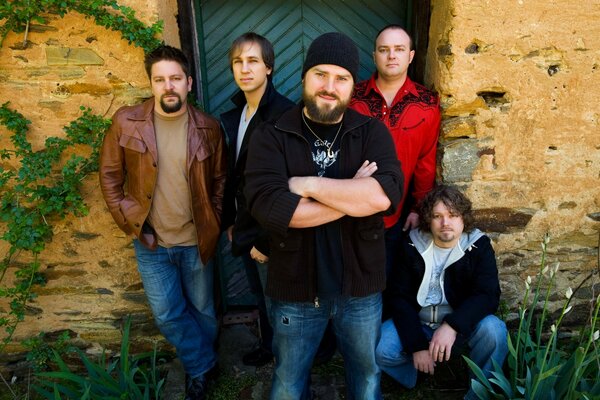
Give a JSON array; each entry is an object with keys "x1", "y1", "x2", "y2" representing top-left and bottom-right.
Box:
[{"x1": 301, "y1": 111, "x2": 343, "y2": 159}]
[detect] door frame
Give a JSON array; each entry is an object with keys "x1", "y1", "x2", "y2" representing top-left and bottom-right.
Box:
[{"x1": 177, "y1": 1, "x2": 431, "y2": 108}]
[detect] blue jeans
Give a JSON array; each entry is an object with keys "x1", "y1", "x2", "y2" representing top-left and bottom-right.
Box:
[
  {"x1": 242, "y1": 253, "x2": 272, "y2": 350},
  {"x1": 133, "y1": 240, "x2": 217, "y2": 380},
  {"x1": 269, "y1": 293, "x2": 383, "y2": 400},
  {"x1": 376, "y1": 315, "x2": 508, "y2": 398}
]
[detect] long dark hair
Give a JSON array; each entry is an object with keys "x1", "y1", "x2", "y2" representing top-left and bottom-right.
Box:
[{"x1": 418, "y1": 185, "x2": 475, "y2": 233}]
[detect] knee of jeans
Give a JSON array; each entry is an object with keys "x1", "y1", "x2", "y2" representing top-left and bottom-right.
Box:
[
  {"x1": 375, "y1": 342, "x2": 401, "y2": 366},
  {"x1": 478, "y1": 316, "x2": 508, "y2": 346}
]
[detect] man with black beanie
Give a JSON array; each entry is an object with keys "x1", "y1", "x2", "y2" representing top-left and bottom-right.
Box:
[{"x1": 244, "y1": 32, "x2": 404, "y2": 399}]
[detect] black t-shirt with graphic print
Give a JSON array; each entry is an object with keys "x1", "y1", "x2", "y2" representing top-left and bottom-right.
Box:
[{"x1": 301, "y1": 117, "x2": 343, "y2": 299}]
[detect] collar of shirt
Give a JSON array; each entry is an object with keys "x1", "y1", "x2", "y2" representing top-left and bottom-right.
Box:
[{"x1": 365, "y1": 73, "x2": 420, "y2": 106}]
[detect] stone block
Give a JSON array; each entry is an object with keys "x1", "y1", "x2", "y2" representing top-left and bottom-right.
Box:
[
  {"x1": 473, "y1": 207, "x2": 536, "y2": 233},
  {"x1": 46, "y1": 47, "x2": 104, "y2": 66},
  {"x1": 444, "y1": 96, "x2": 488, "y2": 117},
  {"x1": 440, "y1": 139, "x2": 480, "y2": 182},
  {"x1": 441, "y1": 116, "x2": 477, "y2": 138}
]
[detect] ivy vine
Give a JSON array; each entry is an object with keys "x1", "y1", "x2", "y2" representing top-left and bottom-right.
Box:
[
  {"x1": 0, "y1": 103, "x2": 111, "y2": 351},
  {"x1": 0, "y1": 0, "x2": 163, "y2": 52},
  {"x1": 0, "y1": 0, "x2": 164, "y2": 357}
]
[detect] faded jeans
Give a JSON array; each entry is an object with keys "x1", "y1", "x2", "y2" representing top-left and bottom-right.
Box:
[
  {"x1": 376, "y1": 315, "x2": 508, "y2": 399},
  {"x1": 269, "y1": 293, "x2": 383, "y2": 400},
  {"x1": 133, "y1": 240, "x2": 217, "y2": 380}
]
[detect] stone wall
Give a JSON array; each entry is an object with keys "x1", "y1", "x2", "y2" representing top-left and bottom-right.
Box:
[
  {"x1": 0, "y1": 0, "x2": 598, "y2": 373},
  {"x1": 427, "y1": 0, "x2": 600, "y2": 321},
  {"x1": 0, "y1": 3, "x2": 181, "y2": 371}
]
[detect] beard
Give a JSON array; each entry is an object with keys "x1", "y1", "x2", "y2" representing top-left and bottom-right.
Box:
[
  {"x1": 159, "y1": 92, "x2": 184, "y2": 114},
  {"x1": 303, "y1": 89, "x2": 350, "y2": 124}
]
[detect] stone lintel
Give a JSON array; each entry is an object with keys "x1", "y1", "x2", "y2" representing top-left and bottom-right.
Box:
[{"x1": 46, "y1": 47, "x2": 104, "y2": 66}]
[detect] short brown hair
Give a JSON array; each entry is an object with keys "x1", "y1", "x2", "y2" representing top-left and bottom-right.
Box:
[
  {"x1": 374, "y1": 24, "x2": 414, "y2": 51},
  {"x1": 418, "y1": 185, "x2": 475, "y2": 233},
  {"x1": 228, "y1": 32, "x2": 275, "y2": 80},
  {"x1": 144, "y1": 45, "x2": 190, "y2": 79}
]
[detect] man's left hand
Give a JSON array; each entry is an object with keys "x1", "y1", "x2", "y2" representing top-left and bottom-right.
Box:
[
  {"x1": 429, "y1": 322, "x2": 457, "y2": 362},
  {"x1": 403, "y1": 212, "x2": 419, "y2": 231},
  {"x1": 250, "y1": 246, "x2": 269, "y2": 264}
]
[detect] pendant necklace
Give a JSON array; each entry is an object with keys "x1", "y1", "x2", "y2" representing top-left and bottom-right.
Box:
[{"x1": 302, "y1": 111, "x2": 342, "y2": 159}]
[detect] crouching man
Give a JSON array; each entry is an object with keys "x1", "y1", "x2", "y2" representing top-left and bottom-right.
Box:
[{"x1": 377, "y1": 185, "x2": 508, "y2": 400}]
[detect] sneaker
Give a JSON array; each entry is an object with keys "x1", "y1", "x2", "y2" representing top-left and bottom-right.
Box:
[
  {"x1": 242, "y1": 346, "x2": 273, "y2": 367},
  {"x1": 184, "y1": 375, "x2": 207, "y2": 400}
]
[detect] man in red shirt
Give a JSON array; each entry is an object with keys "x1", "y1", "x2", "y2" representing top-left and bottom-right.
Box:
[{"x1": 350, "y1": 24, "x2": 441, "y2": 275}]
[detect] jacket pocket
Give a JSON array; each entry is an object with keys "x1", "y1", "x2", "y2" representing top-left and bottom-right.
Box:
[
  {"x1": 195, "y1": 139, "x2": 216, "y2": 162},
  {"x1": 402, "y1": 117, "x2": 426, "y2": 130},
  {"x1": 119, "y1": 195, "x2": 145, "y2": 231},
  {"x1": 269, "y1": 232, "x2": 303, "y2": 281},
  {"x1": 355, "y1": 220, "x2": 385, "y2": 272},
  {"x1": 119, "y1": 134, "x2": 147, "y2": 153}
]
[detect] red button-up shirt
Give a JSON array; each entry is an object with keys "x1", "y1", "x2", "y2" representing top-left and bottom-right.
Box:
[{"x1": 350, "y1": 75, "x2": 440, "y2": 228}]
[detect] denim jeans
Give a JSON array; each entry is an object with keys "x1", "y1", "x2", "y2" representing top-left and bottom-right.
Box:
[
  {"x1": 376, "y1": 315, "x2": 508, "y2": 397},
  {"x1": 241, "y1": 253, "x2": 273, "y2": 350},
  {"x1": 133, "y1": 240, "x2": 218, "y2": 380},
  {"x1": 269, "y1": 293, "x2": 383, "y2": 400}
]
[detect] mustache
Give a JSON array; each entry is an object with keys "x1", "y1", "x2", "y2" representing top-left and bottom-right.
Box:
[
  {"x1": 315, "y1": 90, "x2": 340, "y2": 101},
  {"x1": 161, "y1": 92, "x2": 181, "y2": 100}
]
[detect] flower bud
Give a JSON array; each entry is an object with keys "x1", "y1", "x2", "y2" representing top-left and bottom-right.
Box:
[{"x1": 565, "y1": 287, "x2": 573, "y2": 299}]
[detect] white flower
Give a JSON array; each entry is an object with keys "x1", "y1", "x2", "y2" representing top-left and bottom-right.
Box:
[
  {"x1": 542, "y1": 265, "x2": 549, "y2": 276},
  {"x1": 565, "y1": 287, "x2": 573, "y2": 299},
  {"x1": 544, "y1": 233, "x2": 550, "y2": 244},
  {"x1": 593, "y1": 330, "x2": 599, "y2": 341},
  {"x1": 553, "y1": 262, "x2": 560, "y2": 275},
  {"x1": 562, "y1": 305, "x2": 572, "y2": 315},
  {"x1": 551, "y1": 324, "x2": 556, "y2": 333},
  {"x1": 525, "y1": 276, "x2": 531, "y2": 290}
]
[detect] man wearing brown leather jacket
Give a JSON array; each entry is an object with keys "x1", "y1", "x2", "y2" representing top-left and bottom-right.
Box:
[{"x1": 99, "y1": 45, "x2": 226, "y2": 400}]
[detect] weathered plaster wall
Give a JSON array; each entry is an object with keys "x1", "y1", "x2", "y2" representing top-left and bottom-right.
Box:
[
  {"x1": 427, "y1": 0, "x2": 600, "y2": 321},
  {"x1": 0, "y1": 3, "x2": 181, "y2": 372},
  {"x1": 0, "y1": 0, "x2": 598, "y2": 375}
]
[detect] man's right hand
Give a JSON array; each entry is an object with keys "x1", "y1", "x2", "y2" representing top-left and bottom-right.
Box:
[
  {"x1": 353, "y1": 160, "x2": 378, "y2": 178},
  {"x1": 226, "y1": 225, "x2": 233, "y2": 242},
  {"x1": 413, "y1": 350, "x2": 435, "y2": 375}
]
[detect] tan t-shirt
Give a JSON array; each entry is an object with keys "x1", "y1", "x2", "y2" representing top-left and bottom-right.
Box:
[{"x1": 147, "y1": 111, "x2": 197, "y2": 247}]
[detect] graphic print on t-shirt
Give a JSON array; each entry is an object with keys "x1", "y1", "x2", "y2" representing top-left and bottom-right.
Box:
[{"x1": 311, "y1": 138, "x2": 339, "y2": 177}]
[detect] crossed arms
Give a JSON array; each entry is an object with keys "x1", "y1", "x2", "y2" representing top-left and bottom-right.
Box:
[{"x1": 287, "y1": 160, "x2": 390, "y2": 228}]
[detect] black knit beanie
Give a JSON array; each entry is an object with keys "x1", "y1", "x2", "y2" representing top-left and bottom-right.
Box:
[{"x1": 302, "y1": 32, "x2": 359, "y2": 82}]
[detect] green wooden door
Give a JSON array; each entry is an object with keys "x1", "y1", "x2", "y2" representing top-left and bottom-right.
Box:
[{"x1": 196, "y1": 0, "x2": 413, "y2": 115}]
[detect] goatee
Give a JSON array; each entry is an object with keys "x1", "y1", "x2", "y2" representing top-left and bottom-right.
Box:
[
  {"x1": 160, "y1": 93, "x2": 183, "y2": 114},
  {"x1": 303, "y1": 90, "x2": 349, "y2": 124}
]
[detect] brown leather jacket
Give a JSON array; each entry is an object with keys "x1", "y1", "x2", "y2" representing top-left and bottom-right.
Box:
[{"x1": 99, "y1": 98, "x2": 226, "y2": 264}]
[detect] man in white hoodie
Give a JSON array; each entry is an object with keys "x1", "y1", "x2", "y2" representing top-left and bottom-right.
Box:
[{"x1": 376, "y1": 185, "x2": 507, "y2": 400}]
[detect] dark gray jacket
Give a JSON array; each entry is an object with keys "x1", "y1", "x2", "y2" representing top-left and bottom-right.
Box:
[
  {"x1": 220, "y1": 81, "x2": 294, "y2": 256},
  {"x1": 245, "y1": 105, "x2": 403, "y2": 302}
]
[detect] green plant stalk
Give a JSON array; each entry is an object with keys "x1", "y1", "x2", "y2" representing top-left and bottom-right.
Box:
[
  {"x1": 566, "y1": 295, "x2": 600, "y2": 398},
  {"x1": 0, "y1": 104, "x2": 109, "y2": 351},
  {"x1": 512, "y1": 282, "x2": 532, "y2": 389},
  {"x1": 530, "y1": 241, "x2": 547, "y2": 345},
  {"x1": 529, "y1": 291, "x2": 573, "y2": 399},
  {"x1": 535, "y1": 264, "x2": 557, "y2": 349},
  {"x1": 1, "y1": 254, "x2": 40, "y2": 349}
]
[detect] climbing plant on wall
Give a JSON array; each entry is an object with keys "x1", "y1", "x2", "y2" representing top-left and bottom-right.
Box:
[
  {"x1": 0, "y1": 104, "x2": 111, "y2": 350},
  {"x1": 0, "y1": 1, "x2": 163, "y2": 352},
  {"x1": 0, "y1": 0, "x2": 163, "y2": 52}
]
